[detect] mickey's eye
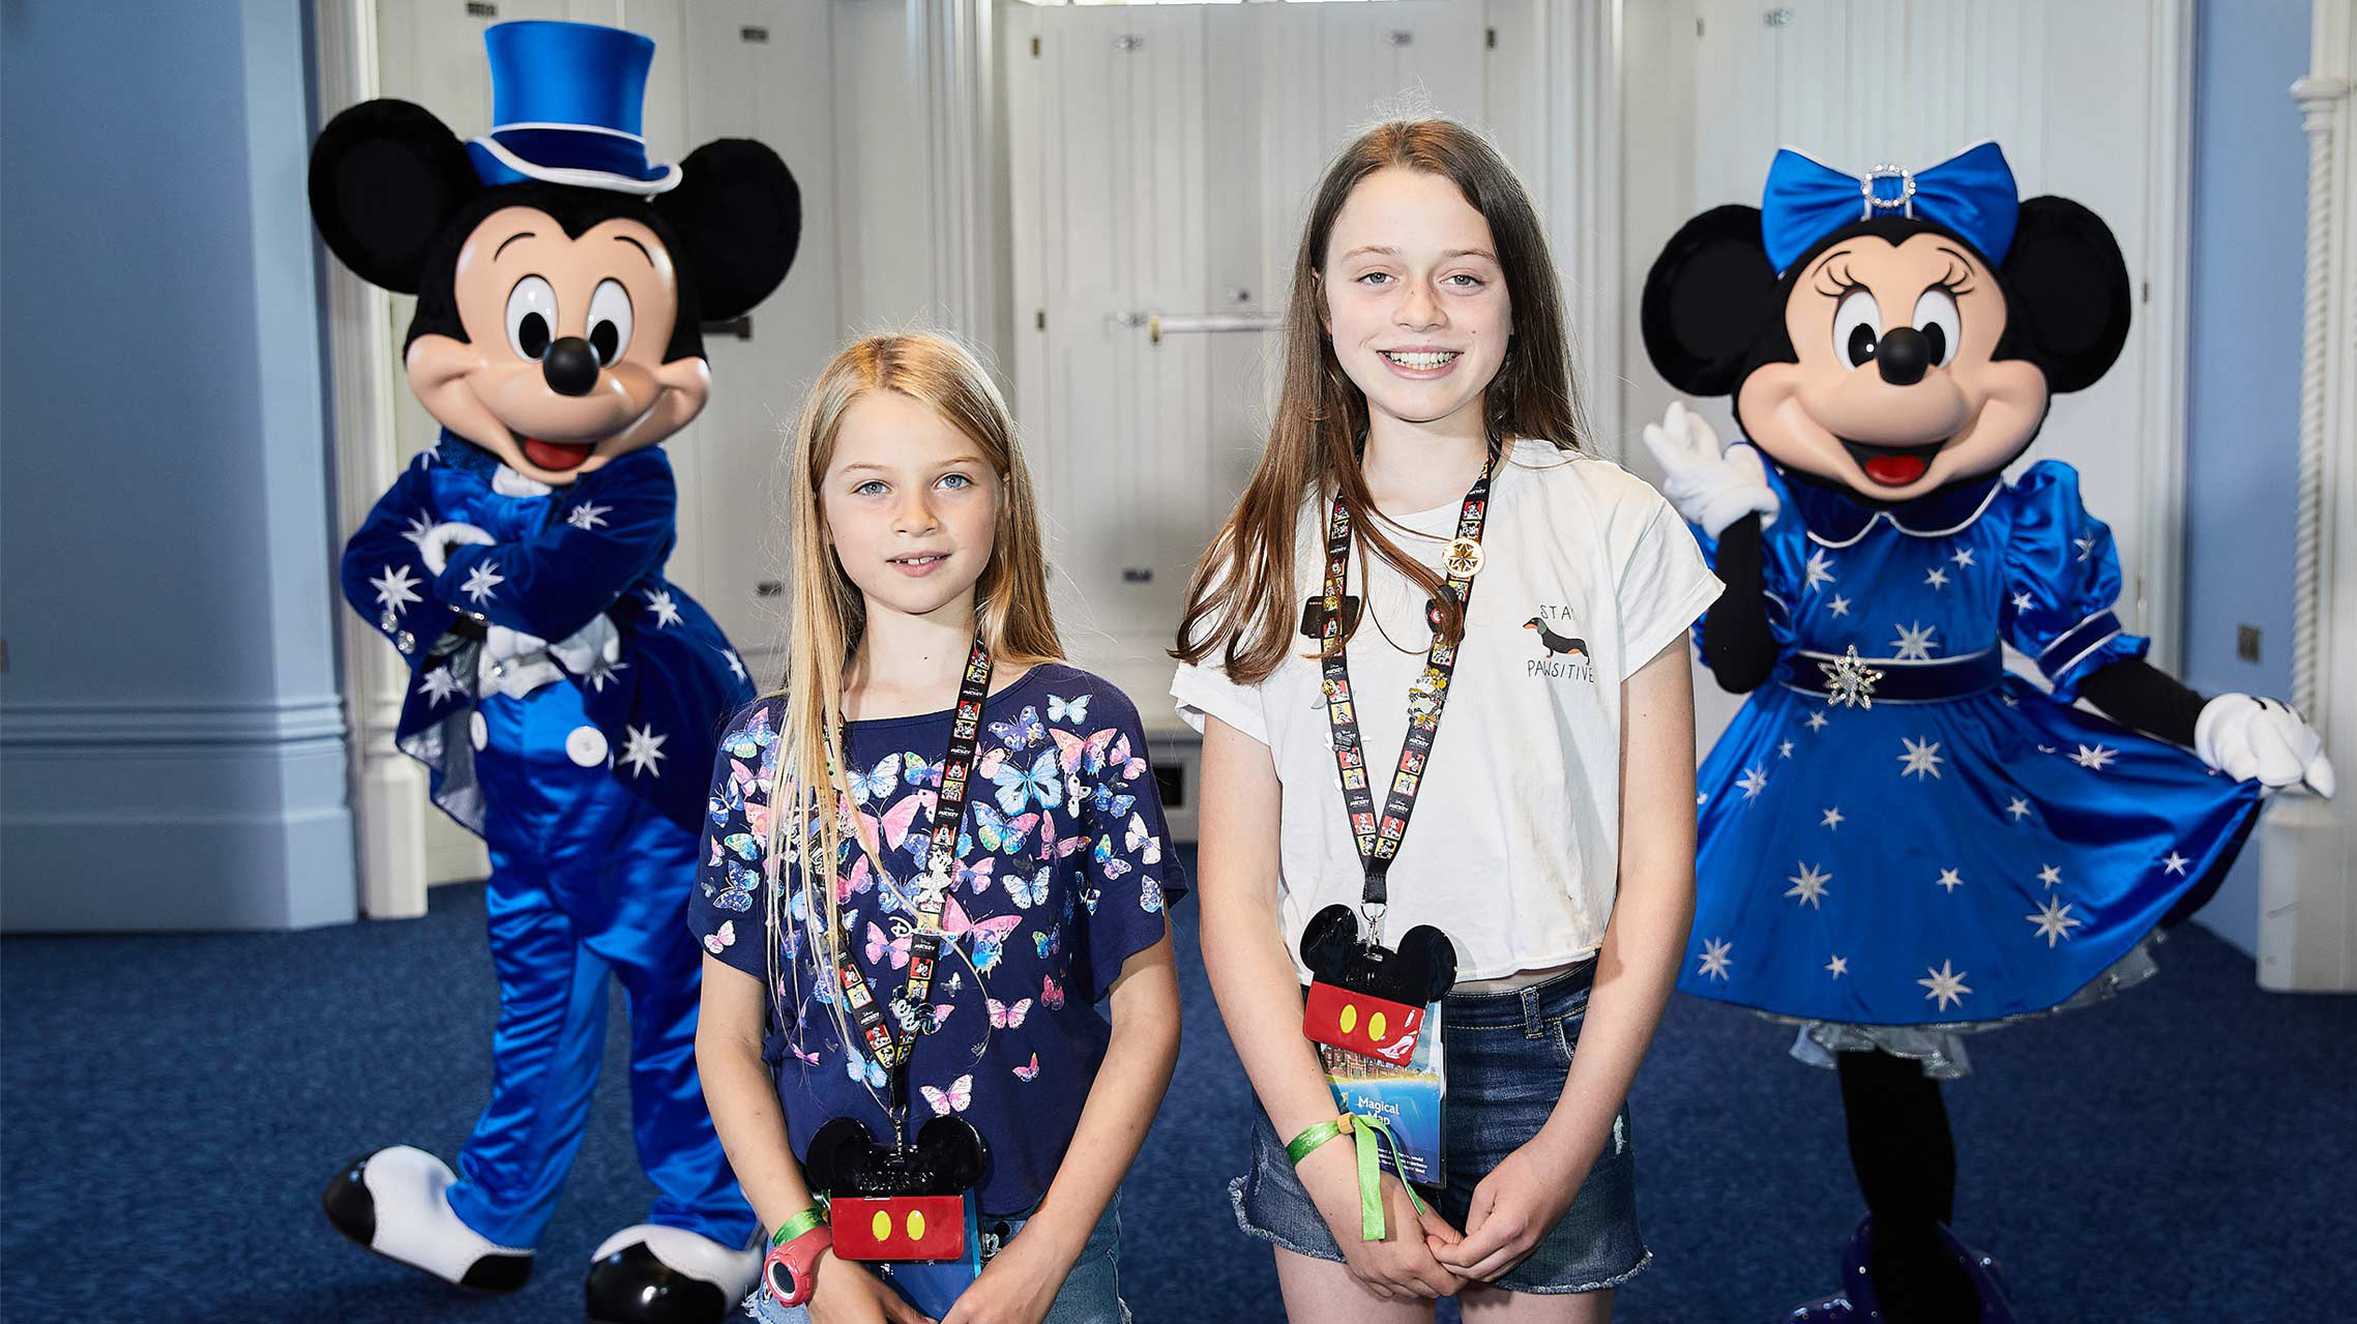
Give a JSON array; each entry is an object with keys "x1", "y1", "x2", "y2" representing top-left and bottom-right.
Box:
[
  {"x1": 587, "y1": 279, "x2": 634, "y2": 366},
  {"x1": 1912, "y1": 289, "x2": 1961, "y2": 367},
  {"x1": 505, "y1": 276, "x2": 556, "y2": 361},
  {"x1": 1833, "y1": 289, "x2": 1882, "y2": 369}
]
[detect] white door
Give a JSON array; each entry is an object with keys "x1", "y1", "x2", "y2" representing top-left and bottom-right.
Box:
[{"x1": 1004, "y1": 0, "x2": 1495, "y2": 723}]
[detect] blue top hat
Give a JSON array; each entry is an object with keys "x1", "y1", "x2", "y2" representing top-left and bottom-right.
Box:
[{"x1": 466, "y1": 20, "x2": 681, "y2": 196}]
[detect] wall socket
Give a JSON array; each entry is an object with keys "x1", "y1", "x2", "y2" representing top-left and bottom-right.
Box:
[{"x1": 2236, "y1": 624, "x2": 2262, "y2": 663}]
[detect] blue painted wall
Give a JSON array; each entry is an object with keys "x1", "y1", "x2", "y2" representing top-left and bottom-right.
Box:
[
  {"x1": 2182, "y1": 0, "x2": 2311, "y2": 956},
  {"x1": 1, "y1": 1, "x2": 356, "y2": 929}
]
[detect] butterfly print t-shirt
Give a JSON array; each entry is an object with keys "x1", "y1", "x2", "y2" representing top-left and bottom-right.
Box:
[{"x1": 689, "y1": 662, "x2": 1183, "y2": 1216}]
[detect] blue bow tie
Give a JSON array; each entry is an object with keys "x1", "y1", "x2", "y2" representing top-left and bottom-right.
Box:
[{"x1": 1761, "y1": 141, "x2": 2019, "y2": 275}]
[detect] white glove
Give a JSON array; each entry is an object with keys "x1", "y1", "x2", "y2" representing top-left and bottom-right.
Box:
[
  {"x1": 2195, "y1": 693, "x2": 2336, "y2": 796},
  {"x1": 547, "y1": 614, "x2": 621, "y2": 676},
  {"x1": 418, "y1": 522, "x2": 496, "y2": 575},
  {"x1": 482, "y1": 624, "x2": 550, "y2": 665},
  {"x1": 1639, "y1": 401, "x2": 1779, "y2": 538}
]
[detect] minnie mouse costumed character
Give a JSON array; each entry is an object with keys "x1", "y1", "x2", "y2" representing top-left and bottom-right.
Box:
[
  {"x1": 310, "y1": 22, "x2": 799, "y2": 1322},
  {"x1": 1640, "y1": 143, "x2": 2333, "y2": 1321}
]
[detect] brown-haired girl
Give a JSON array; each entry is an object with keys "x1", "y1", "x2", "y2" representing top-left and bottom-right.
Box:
[{"x1": 1173, "y1": 119, "x2": 1721, "y2": 1322}]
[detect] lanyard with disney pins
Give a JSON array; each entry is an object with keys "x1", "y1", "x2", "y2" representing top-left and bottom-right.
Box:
[{"x1": 1298, "y1": 443, "x2": 1493, "y2": 1064}]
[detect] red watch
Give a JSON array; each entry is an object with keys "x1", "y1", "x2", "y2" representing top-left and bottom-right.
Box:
[{"x1": 763, "y1": 1208, "x2": 833, "y2": 1308}]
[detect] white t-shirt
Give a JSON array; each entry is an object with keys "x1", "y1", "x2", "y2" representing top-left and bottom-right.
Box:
[{"x1": 1170, "y1": 439, "x2": 1724, "y2": 981}]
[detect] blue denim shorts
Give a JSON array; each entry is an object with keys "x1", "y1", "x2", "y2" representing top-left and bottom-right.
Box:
[
  {"x1": 743, "y1": 1196, "x2": 1128, "y2": 1323},
  {"x1": 1229, "y1": 963, "x2": 1651, "y2": 1294}
]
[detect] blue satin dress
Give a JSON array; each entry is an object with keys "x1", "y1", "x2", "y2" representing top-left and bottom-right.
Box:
[
  {"x1": 1675, "y1": 453, "x2": 2260, "y2": 1068},
  {"x1": 340, "y1": 433, "x2": 757, "y2": 1249}
]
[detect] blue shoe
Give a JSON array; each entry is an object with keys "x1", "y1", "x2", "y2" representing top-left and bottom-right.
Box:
[{"x1": 1782, "y1": 1219, "x2": 2015, "y2": 1323}]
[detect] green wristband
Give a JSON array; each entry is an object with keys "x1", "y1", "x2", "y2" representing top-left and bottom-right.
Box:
[
  {"x1": 1284, "y1": 1113, "x2": 1427, "y2": 1242},
  {"x1": 771, "y1": 1206, "x2": 827, "y2": 1247}
]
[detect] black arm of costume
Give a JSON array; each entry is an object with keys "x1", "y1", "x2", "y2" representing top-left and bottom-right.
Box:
[
  {"x1": 2075, "y1": 659, "x2": 2204, "y2": 748},
  {"x1": 1700, "y1": 514, "x2": 1778, "y2": 694}
]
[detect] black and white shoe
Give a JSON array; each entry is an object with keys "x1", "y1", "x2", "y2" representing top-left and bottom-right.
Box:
[
  {"x1": 583, "y1": 1224, "x2": 760, "y2": 1324},
  {"x1": 321, "y1": 1145, "x2": 534, "y2": 1293}
]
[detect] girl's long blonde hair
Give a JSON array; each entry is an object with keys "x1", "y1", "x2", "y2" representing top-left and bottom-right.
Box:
[
  {"x1": 764, "y1": 331, "x2": 1062, "y2": 1047},
  {"x1": 1172, "y1": 118, "x2": 1587, "y2": 684}
]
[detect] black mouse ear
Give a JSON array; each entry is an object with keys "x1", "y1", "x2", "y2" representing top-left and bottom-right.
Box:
[
  {"x1": 915, "y1": 1116, "x2": 989, "y2": 1191},
  {"x1": 1641, "y1": 205, "x2": 1783, "y2": 397},
  {"x1": 308, "y1": 99, "x2": 479, "y2": 295},
  {"x1": 656, "y1": 139, "x2": 803, "y2": 323},
  {"x1": 1299, "y1": 904, "x2": 1362, "y2": 981},
  {"x1": 803, "y1": 1117, "x2": 876, "y2": 1193},
  {"x1": 1394, "y1": 926, "x2": 1459, "y2": 1003},
  {"x1": 1996, "y1": 196, "x2": 2131, "y2": 395}
]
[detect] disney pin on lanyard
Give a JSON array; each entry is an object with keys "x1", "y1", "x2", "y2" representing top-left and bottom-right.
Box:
[
  {"x1": 816, "y1": 635, "x2": 994, "y2": 1265},
  {"x1": 1299, "y1": 445, "x2": 1492, "y2": 1063}
]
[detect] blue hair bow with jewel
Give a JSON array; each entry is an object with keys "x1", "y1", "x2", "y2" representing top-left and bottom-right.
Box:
[{"x1": 1761, "y1": 140, "x2": 2019, "y2": 276}]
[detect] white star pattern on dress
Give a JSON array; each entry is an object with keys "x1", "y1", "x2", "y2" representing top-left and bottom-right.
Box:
[
  {"x1": 721, "y1": 648, "x2": 747, "y2": 682},
  {"x1": 401, "y1": 512, "x2": 436, "y2": 550},
  {"x1": 1778, "y1": 739, "x2": 1796, "y2": 759},
  {"x1": 417, "y1": 667, "x2": 463, "y2": 707},
  {"x1": 1892, "y1": 621, "x2": 1939, "y2": 661},
  {"x1": 1786, "y1": 861, "x2": 1832, "y2": 908},
  {"x1": 2162, "y1": 850, "x2": 2190, "y2": 876},
  {"x1": 618, "y1": 723, "x2": 668, "y2": 777},
  {"x1": 1826, "y1": 954, "x2": 1849, "y2": 978},
  {"x1": 2038, "y1": 863, "x2": 2063, "y2": 889},
  {"x1": 1804, "y1": 549, "x2": 1837, "y2": 592},
  {"x1": 1805, "y1": 710, "x2": 1830, "y2": 732},
  {"x1": 1899, "y1": 736, "x2": 1945, "y2": 780},
  {"x1": 2071, "y1": 743, "x2": 2119, "y2": 772},
  {"x1": 566, "y1": 502, "x2": 612, "y2": 531},
  {"x1": 371, "y1": 564, "x2": 423, "y2": 615},
  {"x1": 644, "y1": 588, "x2": 683, "y2": 629},
  {"x1": 2027, "y1": 897, "x2": 2083, "y2": 947},
  {"x1": 2011, "y1": 591, "x2": 2035, "y2": 613},
  {"x1": 2074, "y1": 534, "x2": 2097, "y2": 562},
  {"x1": 1936, "y1": 867, "x2": 1964, "y2": 893},
  {"x1": 1919, "y1": 961, "x2": 1972, "y2": 1011},
  {"x1": 1821, "y1": 805, "x2": 1846, "y2": 830},
  {"x1": 2007, "y1": 797, "x2": 2033, "y2": 821},
  {"x1": 1697, "y1": 938, "x2": 1734, "y2": 981},
  {"x1": 1924, "y1": 567, "x2": 1950, "y2": 590},
  {"x1": 1828, "y1": 595, "x2": 1852, "y2": 617},
  {"x1": 1951, "y1": 546, "x2": 1976, "y2": 568},
  {"x1": 583, "y1": 655, "x2": 630, "y2": 693},
  {"x1": 460, "y1": 560, "x2": 505, "y2": 604},
  {"x1": 1738, "y1": 765, "x2": 1771, "y2": 800}
]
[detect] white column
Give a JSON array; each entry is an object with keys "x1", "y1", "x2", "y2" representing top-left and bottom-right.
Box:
[{"x1": 2257, "y1": 0, "x2": 2356, "y2": 992}]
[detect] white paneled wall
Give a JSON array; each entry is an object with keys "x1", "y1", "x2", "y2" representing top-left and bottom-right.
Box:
[{"x1": 1005, "y1": 0, "x2": 1618, "y2": 733}]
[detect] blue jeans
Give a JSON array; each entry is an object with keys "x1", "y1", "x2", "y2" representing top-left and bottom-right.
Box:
[
  {"x1": 746, "y1": 1196, "x2": 1128, "y2": 1322},
  {"x1": 1231, "y1": 964, "x2": 1651, "y2": 1294}
]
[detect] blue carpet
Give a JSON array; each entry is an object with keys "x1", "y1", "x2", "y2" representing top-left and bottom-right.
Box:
[{"x1": 4, "y1": 852, "x2": 2351, "y2": 1322}]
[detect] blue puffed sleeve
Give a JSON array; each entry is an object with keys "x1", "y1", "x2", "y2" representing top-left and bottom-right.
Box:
[
  {"x1": 2001, "y1": 460, "x2": 2149, "y2": 702},
  {"x1": 436, "y1": 447, "x2": 679, "y2": 640},
  {"x1": 1066, "y1": 684, "x2": 1185, "y2": 1004},
  {"x1": 340, "y1": 452, "x2": 462, "y2": 672},
  {"x1": 689, "y1": 698, "x2": 786, "y2": 983}
]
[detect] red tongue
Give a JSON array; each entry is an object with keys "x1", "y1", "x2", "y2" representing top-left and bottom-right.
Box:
[
  {"x1": 521, "y1": 436, "x2": 592, "y2": 471},
  {"x1": 1863, "y1": 452, "x2": 1929, "y2": 486}
]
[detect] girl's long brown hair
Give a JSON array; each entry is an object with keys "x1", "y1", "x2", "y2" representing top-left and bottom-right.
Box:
[
  {"x1": 1172, "y1": 118, "x2": 1587, "y2": 683},
  {"x1": 765, "y1": 332, "x2": 1061, "y2": 1044}
]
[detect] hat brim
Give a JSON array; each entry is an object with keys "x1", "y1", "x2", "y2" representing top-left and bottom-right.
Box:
[{"x1": 468, "y1": 134, "x2": 681, "y2": 196}]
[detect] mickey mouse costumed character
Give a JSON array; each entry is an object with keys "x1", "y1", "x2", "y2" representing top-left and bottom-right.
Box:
[
  {"x1": 1640, "y1": 143, "x2": 2333, "y2": 1321},
  {"x1": 311, "y1": 22, "x2": 798, "y2": 1322}
]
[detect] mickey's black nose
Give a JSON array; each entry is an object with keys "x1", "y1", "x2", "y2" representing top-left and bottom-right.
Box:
[
  {"x1": 542, "y1": 337, "x2": 599, "y2": 397},
  {"x1": 1876, "y1": 327, "x2": 1930, "y2": 386}
]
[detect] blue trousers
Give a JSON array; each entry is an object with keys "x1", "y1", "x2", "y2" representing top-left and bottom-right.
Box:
[{"x1": 444, "y1": 682, "x2": 756, "y2": 1251}]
